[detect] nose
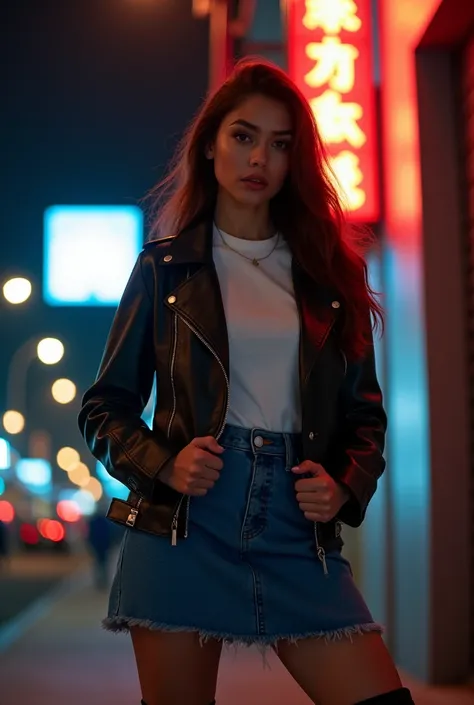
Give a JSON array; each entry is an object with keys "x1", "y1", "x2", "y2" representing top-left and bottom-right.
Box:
[{"x1": 250, "y1": 145, "x2": 267, "y2": 167}]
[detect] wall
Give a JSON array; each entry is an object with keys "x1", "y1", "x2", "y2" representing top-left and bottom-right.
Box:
[
  {"x1": 379, "y1": 0, "x2": 447, "y2": 681},
  {"x1": 462, "y1": 33, "x2": 474, "y2": 673}
]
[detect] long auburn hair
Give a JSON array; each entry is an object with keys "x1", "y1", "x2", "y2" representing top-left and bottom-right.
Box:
[{"x1": 145, "y1": 58, "x2": 383, "y2": 361}]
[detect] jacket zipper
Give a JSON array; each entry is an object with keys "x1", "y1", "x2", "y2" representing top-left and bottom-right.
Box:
[
  {"x1": 310, "y1": 340, "x2": 342, "y2": 576},
  {"x1": 314, "y1": 523, "x2": 329, "y2": 576},
  {"x1": 171, "y1": 499, "x2": 182, "y2": 546},
  {"x1": 293, "y1": 284, "x2": 334, "y2": 575},
  {"x1": 170, "y1": 313, "x2": 230, "y2": 546},
  {"x1": 167, "y1": 311, "x2": 182, "y2": 546},
  {"x1": 126, "y1": 317, "x2": 179, "y2": 534},
  {"x1": 340, "y1": 348, "x2": 347, "y2": 377},
  {"x1": 166, "y1": 313, "x2": 178, "y2": 438}
]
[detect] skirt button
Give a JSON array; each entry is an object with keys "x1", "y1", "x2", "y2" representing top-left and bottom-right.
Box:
[{"x1": 254, "y1": 435, "x2": 264, "y2": 448}]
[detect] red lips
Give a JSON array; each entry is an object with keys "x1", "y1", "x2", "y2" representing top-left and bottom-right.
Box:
[{"x1": 241, "y1": 173, "x2": 269, "y2": 186}]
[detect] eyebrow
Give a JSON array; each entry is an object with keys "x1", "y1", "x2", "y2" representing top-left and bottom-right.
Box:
[{"x1": 229, "y1": 118, "x2": 293, "y2": 136}]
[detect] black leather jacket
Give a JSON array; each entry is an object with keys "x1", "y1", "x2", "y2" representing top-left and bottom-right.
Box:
[{"x1": 78, "y1": 219, "x2": 387, "y2": 554}]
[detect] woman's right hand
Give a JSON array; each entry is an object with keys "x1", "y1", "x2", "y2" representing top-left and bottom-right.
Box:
[{"x1": 158, "y1": 436, "x2": 225, "y2": 496}]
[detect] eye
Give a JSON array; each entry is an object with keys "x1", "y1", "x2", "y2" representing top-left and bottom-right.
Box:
[
  {"x1": 233, "y1": 132, "x2": 252, "y2": 143},
  {"x1": 273, "y1": 140, "x2": 290, "y2": 151}
]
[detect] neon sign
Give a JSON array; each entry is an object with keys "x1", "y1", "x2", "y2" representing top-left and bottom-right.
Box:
[{"x1": 287, "y1": 0, "x2": 379, "y2": 222}]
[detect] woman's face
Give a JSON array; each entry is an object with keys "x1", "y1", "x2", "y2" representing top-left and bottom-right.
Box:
[{"x1": 208, "y1": 93, "x2": 292, "y2": 207}]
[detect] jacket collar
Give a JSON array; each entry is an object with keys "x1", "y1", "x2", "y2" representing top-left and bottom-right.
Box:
[
  {"x1": 155, "y1": 219, "x2": 214, "y2": 266},
  {"x1": 156, "y1": 218, "x2": 337, "y2": 298}
]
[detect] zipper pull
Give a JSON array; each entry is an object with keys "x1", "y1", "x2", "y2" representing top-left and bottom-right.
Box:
[
  {"x1": 171, "y1": 496, "x2": 185, "y2": 546},
  {"x1": 171, "y1": 513, "x2": 179, "y2": 546},
  {"x1": 318, "y1": 547, "x2": 329, "y2": 576},
  {"x1": 126, "y1": 508, "x2": 138, "y2": 527},
  {"x1": 171, "y1": 513, "x2": 178, "y2": 545}
]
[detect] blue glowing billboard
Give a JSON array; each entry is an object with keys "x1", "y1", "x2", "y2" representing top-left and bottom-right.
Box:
[
  {"x1": 16, "y1": 458, "x2": 52, "y2": 494},
  {"x1": 0, "y1": 439, "x2": 11, "y2": 471},
  {"x1": 44, "y1": 205, "x2": 143, "y2": 306}
]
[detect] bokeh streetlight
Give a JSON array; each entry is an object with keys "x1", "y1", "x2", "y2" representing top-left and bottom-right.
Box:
[
  {"x1": 2, "y1": 277, "x2": 32, "y2": 305},
  {"x1": 67, "y1": 462, "x2": 91, "y2": 488},
  {"x1": 85, "y1": 477, "x2": 103, "y2": 502},
  {"x1": 2, "y1": 410, "x2": 25, "y2": 435},
  {"x1": 3, "y1": 337, "x2": 67, "y2": 435},
  {"x1": 37, "y1": 338, "x2": 64, "y2": 365},
  {"x1": 57, "y1": 446, "x2": 80, "y2": 471},
  {"x1": 51, "y1": 378, "x2": 76, "y2": 404}
]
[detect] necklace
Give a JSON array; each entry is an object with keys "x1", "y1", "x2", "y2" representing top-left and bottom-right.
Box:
[{"x1": 215, "y1": 224, "x2": 280, "y2": 267}]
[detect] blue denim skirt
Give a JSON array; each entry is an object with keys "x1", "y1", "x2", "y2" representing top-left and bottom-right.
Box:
[{"x1": 104, "y1": 424, "x2": 383, "y2": 651}]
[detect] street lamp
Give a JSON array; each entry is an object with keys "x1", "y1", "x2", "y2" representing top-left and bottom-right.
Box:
[
  {"x1": 56, "y1": 447, "x2": 80, "y2": 471},
  {"x1": 67, "y1": 462, "x2": 90, "y2": 488},
  {"x1": 2, "y1": 277, "x2": 32, "y2": 305},
  {"x1": 2, "y1": 410, "x2": 25, "y2": 435},
  {"x1": 51, "y1": 378, "x2": 76, "y2": 404},
  {"x1": 37, "y1": 338, "x2": 64, "y2": 365},
  {"x1": 85, "y1": 477, "x2": 103, "y2": 501},
  {"x1": 3, "y1": 336, "x2": 65, "y2": 434}
]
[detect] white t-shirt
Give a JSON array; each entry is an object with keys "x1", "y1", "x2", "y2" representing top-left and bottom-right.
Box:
[{"x1": 212, "y1": 224, "x2": 302, "y2": 433}]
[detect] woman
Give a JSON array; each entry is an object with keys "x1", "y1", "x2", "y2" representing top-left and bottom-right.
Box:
[{"x1": 78, "y1": 59, "x2": 414, "y2": 705}]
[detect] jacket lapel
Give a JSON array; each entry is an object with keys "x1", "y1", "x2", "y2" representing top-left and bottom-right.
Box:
[
  {"x1": 292, "y1": 259, "x2": 341, "y2": 386},
  {"x1": 156, "y1": 219, "x2": 341, "y2": 387},
  {"x1": 158, "y1": 220, "x2": 230, "y2": 376}
]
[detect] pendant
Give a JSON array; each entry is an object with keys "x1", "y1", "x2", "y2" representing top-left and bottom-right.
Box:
[{"x1": 252, "y1": 259, "x2": 259, "y2": 267}]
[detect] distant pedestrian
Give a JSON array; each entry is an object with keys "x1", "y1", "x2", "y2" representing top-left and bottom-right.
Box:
[
  {"x1": 85, "y1": 509, "x2": 112, "y2": 590},
  {"x1": 0, "y1": 520, "x2": 10, "y2": 570}
]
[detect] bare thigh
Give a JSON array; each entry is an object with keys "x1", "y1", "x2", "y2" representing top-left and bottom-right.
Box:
[
  {"x1": 130, "y1": 627, "x2": 222, "y2": 705},
  {"x1": 275, "y1": 631, "x2": 402, "y2": 705}
]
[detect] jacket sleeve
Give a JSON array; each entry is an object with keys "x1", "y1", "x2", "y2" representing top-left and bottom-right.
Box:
[
  {"x1": 77, "y1": 251, "x2": 175, "y2": 500},
  {"x1": 335, "y1": 333, "x2": 387, "y2": 528}
]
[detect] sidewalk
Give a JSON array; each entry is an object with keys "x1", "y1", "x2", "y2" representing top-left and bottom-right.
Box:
[
  {"x1": 0, "y1": 551, "x2": 87, "y2": 579},
  {"x1": 0, "y1": 551, "x2": 89, "y2": 646},
  {"x1": 0, "y1": 561, "x2": 473, "y2": 705}
]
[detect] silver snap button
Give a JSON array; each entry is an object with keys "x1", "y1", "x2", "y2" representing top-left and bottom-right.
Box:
[
  {"x1": 163, "y1": 255, "x2": 173, "y2": 263},
  {"x1": 167, "y1": 295, "x2": 177, "y2": 304},
  {"x1": 254, "y1": 435, "x2": 264, "y2": 448},
  {"x1": 331, "y1": 300, "x2": 340, "y2": 309},
  {"x1": 309, "y1": 431, "x2": 315, "y2": 440}
]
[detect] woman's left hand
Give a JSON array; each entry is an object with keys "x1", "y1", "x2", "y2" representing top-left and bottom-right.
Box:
[{"x1": 291, "y1": 460, "x2": 350, "y2": 523}]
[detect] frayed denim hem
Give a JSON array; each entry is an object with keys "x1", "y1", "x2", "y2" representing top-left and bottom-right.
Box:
[{"x1": 102, "y1": 616, "x2": 384, "y2": 668}]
